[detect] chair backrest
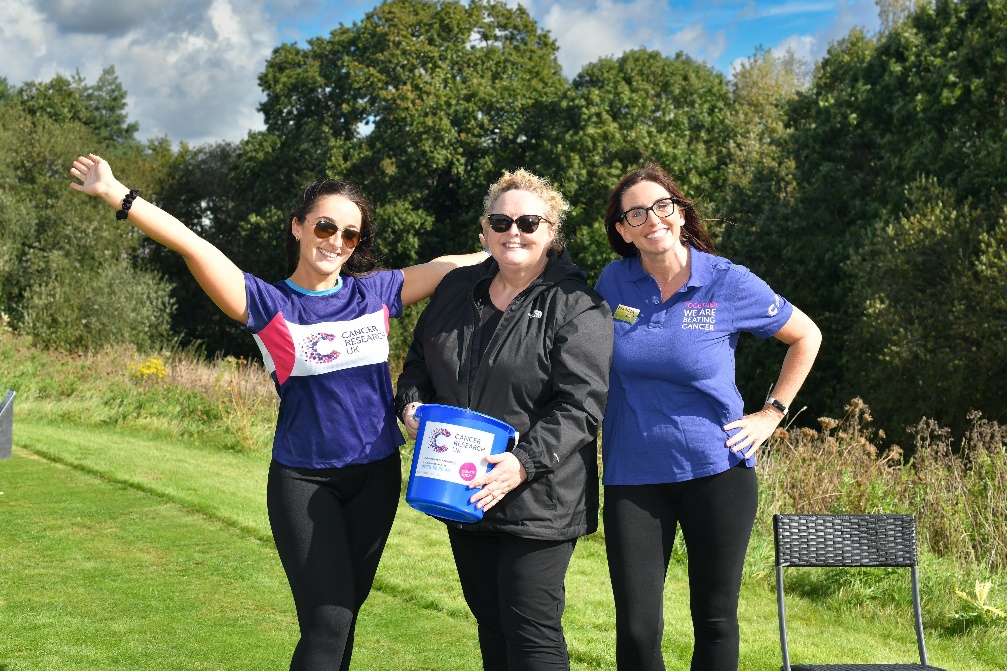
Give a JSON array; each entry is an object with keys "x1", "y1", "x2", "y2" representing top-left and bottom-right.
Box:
[
  {"x1": 773, "y1": 514, "x2": 929, "y2": 670},
  {"x1": 775, "y1": 513, "x2": 918, "y2": 567}
]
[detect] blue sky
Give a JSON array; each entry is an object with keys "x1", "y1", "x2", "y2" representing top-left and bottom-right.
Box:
[
  {"x1": 1, "y1": 0, "x2": 879, "y2": 146},
  {"x1": 278, "y1": 1, "x2": 876, "y2": 77}
]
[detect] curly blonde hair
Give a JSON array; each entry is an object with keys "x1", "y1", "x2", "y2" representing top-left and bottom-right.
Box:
[{"x1": 482, "y1": 169, "x2": 570, "y2": 251}]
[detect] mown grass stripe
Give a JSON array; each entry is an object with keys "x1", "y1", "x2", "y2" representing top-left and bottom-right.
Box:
[{"x1": 3, "y1": 421, "x2": 997, "y2": 669}]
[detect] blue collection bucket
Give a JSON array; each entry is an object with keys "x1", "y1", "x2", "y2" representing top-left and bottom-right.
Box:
[{"x1": 406, "y1": 404, "x2": 518, "y2": 523}]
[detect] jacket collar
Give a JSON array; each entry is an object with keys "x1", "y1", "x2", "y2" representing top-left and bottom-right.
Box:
[{"x1": 473, "y1": 248, "x2": 584, "y2": 291}]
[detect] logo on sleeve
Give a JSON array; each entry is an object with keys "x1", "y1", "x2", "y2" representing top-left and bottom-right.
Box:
[{"x1": 768, "y1": 295, "x2": 780, "y2": 317}]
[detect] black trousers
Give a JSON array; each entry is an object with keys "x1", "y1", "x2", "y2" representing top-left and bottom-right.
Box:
[
  {"x1": 604, "y1": 464, "x2": 758, "y2": 671},
  {"x1": 448, "y1": 529, "x2": 577, "y2": 671},
  {"x1": 267, "y1": 454, "x2": 401, "y2": 671}
]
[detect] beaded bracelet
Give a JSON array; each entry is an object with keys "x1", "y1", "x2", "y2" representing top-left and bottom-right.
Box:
[{"x1": 115, "y1": 189, "x2": 141, "y2": 220}]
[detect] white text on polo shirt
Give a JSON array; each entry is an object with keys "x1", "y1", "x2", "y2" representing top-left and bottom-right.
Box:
[{"x1": 682, "y1": 301, "x2": 718, "y2": 331}]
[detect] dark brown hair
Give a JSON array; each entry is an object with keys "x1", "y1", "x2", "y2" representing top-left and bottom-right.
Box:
[
  {"x1": 604, "y1": 163, "x2": 716, "y2": 258},
  {"x1": 286, "y1": 179, "x2": 379, "y2": 277}
]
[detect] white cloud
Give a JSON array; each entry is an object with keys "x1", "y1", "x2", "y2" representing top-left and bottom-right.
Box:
[
  {"x1": 758, "y1": 1, "x2": 835, "y2": 18},
  {"x1": 773, "y1": 0, "x2": 879, "y2": 64},
  {"x1": 37, "y1": 0, "x2": 160, "y2": 36},
  {"x1": 668, "y1": 23, "x2": 729, "y2": 64},
  {"x1": 774, "y1": 34, "x2": 817, "y2": 63},
  {"x1": 2, "y1": 0, "x2": 275, "y2": 145},
  {"x1": 0, "y1": 1, "x2": 49, "y2": 80},
  {"x1": 537, "y1": 0, "x2": 655, "y2": 76},
  {"x1": 533, "y1": 0, "x2": 733, "y2": 77},
  {"x1": 2, "y1": 0, "x2": 887, "y2": 146}
]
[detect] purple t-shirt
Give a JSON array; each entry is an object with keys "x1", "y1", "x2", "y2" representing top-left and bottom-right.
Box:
[
  {"x1": 594, "y1": 249, "x2": 793, "y2": 485},
  {"x1": 245, "y1": 271, "x2": 406, "y2": 469}
]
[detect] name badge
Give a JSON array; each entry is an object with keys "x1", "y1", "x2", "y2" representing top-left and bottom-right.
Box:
[{"x1": 613, "y1": 304, "x2": 640, "y2": 324}]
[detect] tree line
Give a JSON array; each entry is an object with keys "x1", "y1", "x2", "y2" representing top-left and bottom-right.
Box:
[{"x1": 1, "y1": 0, "x2": 1004, "y2": 444}]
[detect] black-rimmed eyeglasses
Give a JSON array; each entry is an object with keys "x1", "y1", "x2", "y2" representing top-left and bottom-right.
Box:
[
  {"x1": 619, "y1": 198, "x2": 678, "y2": 227},
  {"x1": 487, "y1": 214, "x2": 552, "y2": 234}
]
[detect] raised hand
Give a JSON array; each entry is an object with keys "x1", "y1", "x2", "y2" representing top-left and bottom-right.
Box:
[{"x1": 70, "y1": 153, "x2": 120, "y2": 199}]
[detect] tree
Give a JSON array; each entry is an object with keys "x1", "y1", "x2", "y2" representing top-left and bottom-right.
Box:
[
  {"x1": 536, "y1": 49, "x2": 732, "y2": 280},
  {"x1": 0, "y1": 81, "x2": 173, "y2": 352},
  {"x1": 0, "y1": 77, "x2": 14, "y2": 106},
  {"x1": 722, "y1": 0, "x2": 1007, "y2": 435},
  {"x1": 876, "y1": 0, "x2": 930, "y2": 32},
  {"x1": 14, "y1": 67, "x2": 140, "y2": 146},
  {"x1": 81, "y1": 66, "x2": 140, "y2": 145},
  {"x1": 846, "y1": 177, "x2": 1007, "y2": 438},
  {"x1": 719, "y1": 47, "x2": 812, "y2": 414},
  {"x1": 143, "y1": 140, "x2": 261, "y2": 357},
  {"x1": 245, "y1": 0, "x2": 567, "y2": 270},
  {"x1": 15, "y1": 73, "x2": 91, "y2": 127}
]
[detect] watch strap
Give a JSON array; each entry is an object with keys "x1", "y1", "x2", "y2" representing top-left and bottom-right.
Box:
[{"x1": 766, "y1": 396, "x2": 789, "y2": 416}]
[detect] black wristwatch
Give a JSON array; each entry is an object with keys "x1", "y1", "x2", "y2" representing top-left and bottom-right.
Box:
[{"x1": 766, "y1": 397, "x2": 789, "y2": 416}]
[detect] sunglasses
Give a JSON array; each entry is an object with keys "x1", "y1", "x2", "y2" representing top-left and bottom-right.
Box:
[
  {"x1": 487, "y1": 213, "x2": 551, "y2": 234},
  {"x1": 312, "y1": 220, "x2": 361, "y2": 248}
]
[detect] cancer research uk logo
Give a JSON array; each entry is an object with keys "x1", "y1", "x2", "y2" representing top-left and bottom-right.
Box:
[
  {"x1": 301, "y1": 333, "x2": 341, "y2": 364},
  {"x1": 427, "y1": 427, "x2": 452, "y2": 453}
]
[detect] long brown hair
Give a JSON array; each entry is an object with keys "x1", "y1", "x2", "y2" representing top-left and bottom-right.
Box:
[
  {"x1": 286, "y1": 179, "x2": 379, "y2": 277},
  {"x1": 604, "y1": 163, "x2": 716, "y2": 258}
]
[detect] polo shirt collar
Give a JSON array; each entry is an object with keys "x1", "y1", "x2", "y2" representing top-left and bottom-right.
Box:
[{"x1": 627, "y1": 248, "x2": 714, "y2": 289}]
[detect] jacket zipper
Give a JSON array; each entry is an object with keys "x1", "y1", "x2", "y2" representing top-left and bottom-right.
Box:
[{"x1": 468, "y1": 280, "x2": 543, "y2": 409}]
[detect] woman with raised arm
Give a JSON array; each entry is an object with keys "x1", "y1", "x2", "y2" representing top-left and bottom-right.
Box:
[
  {"x1": 595, "y1": 164, "x2": 821, "y2": 671},
  {"x1": 70, "y1": 153, "x2": 487, "y2": 671}
]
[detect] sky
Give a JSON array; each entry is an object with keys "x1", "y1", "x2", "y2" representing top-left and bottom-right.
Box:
[{"x1": 1, "y1": 0, "x2": 881, "y2": 147}]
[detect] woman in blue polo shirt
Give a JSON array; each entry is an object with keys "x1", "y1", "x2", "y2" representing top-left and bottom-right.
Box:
[
  {"x1": 70, "y1": 153, "x2": 486, "y2": 671},
  {"x1": 595, "y1": 164, "x2": 821, "y2": 671}
]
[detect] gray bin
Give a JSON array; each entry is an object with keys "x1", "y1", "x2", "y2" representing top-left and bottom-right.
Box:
[{"x1": 1, "y1": 390, "x2": 15, "y2": 460}]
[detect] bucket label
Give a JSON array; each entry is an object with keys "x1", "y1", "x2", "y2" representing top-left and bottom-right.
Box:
[{"x1": 415, "y1": 421, "x2": 496, "y2": 485}]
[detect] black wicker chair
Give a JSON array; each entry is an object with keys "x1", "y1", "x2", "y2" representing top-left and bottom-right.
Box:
[{"x1": 773, "y1": 514, "x2": 948, "y2": 670}]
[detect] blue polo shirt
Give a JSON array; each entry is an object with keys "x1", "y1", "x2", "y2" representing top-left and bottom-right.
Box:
[{"x1": 594, "y1": 249, "x2": 793, "y2": 485}]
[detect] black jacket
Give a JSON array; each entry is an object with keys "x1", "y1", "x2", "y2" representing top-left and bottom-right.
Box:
[{"x1": 395, "y1": 250, "x2": 613, "y2": 540}]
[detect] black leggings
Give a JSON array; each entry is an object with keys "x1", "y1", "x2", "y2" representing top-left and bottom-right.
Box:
[
  {"x1": 604, "y1": 465, "x2": 758, "y2": 671},
  {"x1": 449, "y1": 530, "x2": 577, "y2": 671},
  {"x1": 267, "y1": 454, "x2": 401, "y2": 671}
]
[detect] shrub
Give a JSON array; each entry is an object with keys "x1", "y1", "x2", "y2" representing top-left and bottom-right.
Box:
[
  {"x1": 19, "y1": 260, "x2": 175, "y2": 353},
  {"x1": 759, "y1": 399, "x2": 1007, "y2": 574},
  {"x1": 0, "y1": 331, "x2": 276, "y2": 453}
]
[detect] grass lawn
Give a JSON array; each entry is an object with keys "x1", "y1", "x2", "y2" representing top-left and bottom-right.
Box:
[{"x1": 1, "y1": 419, "x2": 1001, "y2": 669}]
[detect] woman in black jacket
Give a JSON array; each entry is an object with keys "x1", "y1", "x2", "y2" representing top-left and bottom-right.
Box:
[{"x1": 396, "y1": 169, "x2": 612, "y2": 671}]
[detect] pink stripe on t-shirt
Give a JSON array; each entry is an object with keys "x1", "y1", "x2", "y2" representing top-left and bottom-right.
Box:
[{"x1": 259, "y1": 312, "x2": 296, "y2": 385}]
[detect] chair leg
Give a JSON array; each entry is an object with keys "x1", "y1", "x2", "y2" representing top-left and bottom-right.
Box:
[
  {"x1": 911, "y1": 566, "x2": 929, "y2": 666},
  {"x1": 776, "y1": 565, "x2": 791, "y2": 671}
]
